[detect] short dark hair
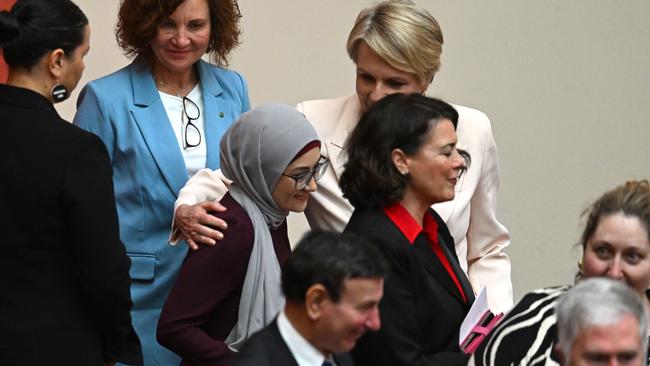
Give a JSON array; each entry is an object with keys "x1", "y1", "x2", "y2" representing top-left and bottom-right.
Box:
[
  {"x1": 0, "y1": 0, "x2": 88, "y2": 70},
  {"x1": 116, "y1": 0, "x2": 241, "y2": 66},
  {"x1": 340, "y1": 93, "x2": 468, "y2": 209},
  {"x1": 282, "y1": 230, "x2": 389, "y2": 303}
]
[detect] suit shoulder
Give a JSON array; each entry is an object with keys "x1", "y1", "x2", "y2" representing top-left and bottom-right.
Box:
[
  {"x1": 231, "y1": 325, "x2": 278, "y2": 366},
  {"x1": 345, "y1": 210, "x2": 405, "y2": 250},
  {"x1": 345, "y1": 209, "x2": 382, "y2": 232},
  {"x1": 203, "y1": 62, "x2": 244, "y2": 81},
  {"x1": 209, "y1": 193, "x2": 253, "y2": 233},
  {"x1": 82, "y1": 63, "x2": 133, "y2": 91},
  {"x1": 201, "y1": 62, "x2": 247, "y2": 90},
  {"x1": 75, "y1": 63, "x2": 135, "y2": 114},
  {"x1": 40, "y1": 115, "x2": 108, "y2": 153},
  {"x1": 298, "y1": 95, "x2": 355, "y2": 120},
  {"x1": 61, "y1": 124, "x2": 111, "y2": 164},
  {"x1": 298, "y1": 95, "x2": 354, "y2": 110},
  {"x1": 296, "y1": 95, "x2": 354, "y2": 139},
  {"x1": 451, "y1": 103, "x2": 492, "y2": 130}
]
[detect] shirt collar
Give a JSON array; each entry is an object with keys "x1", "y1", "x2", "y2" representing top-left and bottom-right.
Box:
[
  {"x1": 383, "y1": 202, "x2": 438, "y2": 245},
  {"x1": 277, "y1": 310, "x2": 329, "y2": 366}
]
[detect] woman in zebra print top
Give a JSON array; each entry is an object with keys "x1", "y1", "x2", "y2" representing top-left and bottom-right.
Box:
[{"x1": 471, "y1": 180, "x2": 650, "y2": 366}]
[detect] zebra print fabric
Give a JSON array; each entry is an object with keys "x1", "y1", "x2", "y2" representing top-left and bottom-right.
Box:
[{"x1": 472, "y1": 285, "x2": 570, "y2": 366}]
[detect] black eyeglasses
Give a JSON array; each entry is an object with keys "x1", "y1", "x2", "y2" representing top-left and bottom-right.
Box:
[
  {"x1": 282, "y1": 156, "x2": 330, "y2": 190},
  {"x1": 182, "y1": 96, "x2": 201, "y2": 149}
]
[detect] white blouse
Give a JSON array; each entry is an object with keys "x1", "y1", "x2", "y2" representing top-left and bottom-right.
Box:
[{"x1": 159, "y1": 85, "x2": 207, "y2": 177}]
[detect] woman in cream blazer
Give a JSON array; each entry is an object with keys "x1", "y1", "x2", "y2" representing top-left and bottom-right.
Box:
[{"x1": 173, "y1": 0, "x2": 512, "y2": 312}]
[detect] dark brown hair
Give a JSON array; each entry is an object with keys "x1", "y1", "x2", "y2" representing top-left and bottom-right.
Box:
[
  {"x1": 340, "y1": 93, "x2": 469, "y2": 209},
  {"x1": 0, "y1": 0, "x2": 88, "y2": 69},
  {"x1": 115, "y1": 0, "x2": 241, "y2": 66}
]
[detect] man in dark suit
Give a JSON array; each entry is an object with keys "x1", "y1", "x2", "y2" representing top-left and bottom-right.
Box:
[{"x1": 231, "y1": 231, "x2": 389, "y2": 366}]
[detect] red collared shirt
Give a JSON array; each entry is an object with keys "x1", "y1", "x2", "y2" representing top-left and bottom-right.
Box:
[{"x1": 383, "y1": 202, "x2": 467, "y2": 303}]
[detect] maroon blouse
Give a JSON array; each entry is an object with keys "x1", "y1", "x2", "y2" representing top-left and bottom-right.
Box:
[{"x1": 157, "y1": 192, "x2": 291, "y2": 366}]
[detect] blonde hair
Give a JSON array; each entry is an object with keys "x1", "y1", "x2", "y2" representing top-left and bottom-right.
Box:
[{"x1": 346, "y1": 0, "x2": 443, "y2": 83}]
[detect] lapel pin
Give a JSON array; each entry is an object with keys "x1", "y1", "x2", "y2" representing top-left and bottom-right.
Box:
[{"x1": 219, "y1": 112, "x2": 224, "y2": 118}]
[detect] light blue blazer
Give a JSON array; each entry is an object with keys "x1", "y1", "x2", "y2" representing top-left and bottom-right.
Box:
[{"x1": 73, "y1": 57, "x2": 250, "y2": 366}]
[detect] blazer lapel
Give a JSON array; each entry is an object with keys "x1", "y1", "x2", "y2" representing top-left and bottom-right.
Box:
[
  {"x1": 431, "y1": 208, "x2": 475, "y2": 307},
  {"x1": 438, "y1": 234, "x2": 475, "y2": 307},
  {"x1": 268, "y1": 320, "x2": 300, "y2": 366},
  {"x1": 130, "y1": 59, "x2": 189, "y2": 197},
  {"x1": 326, "y1": 96, "x2": 362, "y2": 179},
  {"x1": 412, "y1": 237, "x2": 467, "y2": 306},
  {"x1": 197, "y1": 60, "x2": 231, "y2": 170},
  {"x1": 333, "y1": 352, "x2": 355, "y2": 366}
]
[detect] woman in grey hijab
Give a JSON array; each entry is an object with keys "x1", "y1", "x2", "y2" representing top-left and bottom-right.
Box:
[{"x1": 157, "y1": 103, "x2": 328, "y2": 365}]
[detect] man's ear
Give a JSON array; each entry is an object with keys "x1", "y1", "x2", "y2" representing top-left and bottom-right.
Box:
[
  {"x1": 304, "y1": 284, "x2": 330, "y2": 321},
  {"x1": 391, "y1": 148, "x2": 410, "y2": 176},
  {"x1": 46, "y1": 48, "x2": 66, "y2": 79}
]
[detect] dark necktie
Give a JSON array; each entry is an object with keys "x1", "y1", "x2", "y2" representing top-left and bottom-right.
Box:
[{"x1": 322, "y1": 360, "x2": 334, "y2": 366}]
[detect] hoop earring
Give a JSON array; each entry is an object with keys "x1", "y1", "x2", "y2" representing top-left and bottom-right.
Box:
[{"x1": 51, "y1": 83, "x2": 69, "y2": 103}]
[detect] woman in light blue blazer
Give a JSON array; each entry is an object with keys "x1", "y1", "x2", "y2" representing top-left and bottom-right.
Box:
[{"x1": 73, "y1": 0, "x2": 249, "y2": 364}]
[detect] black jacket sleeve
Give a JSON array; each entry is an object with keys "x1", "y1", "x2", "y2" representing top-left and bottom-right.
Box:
[{"x1": 63, "y1": 133, "x2": 143, "y2": 365}]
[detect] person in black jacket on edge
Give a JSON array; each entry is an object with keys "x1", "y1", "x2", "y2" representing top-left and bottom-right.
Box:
[{"x1": 0, "y1": 0, "x2": 142, "y2": 364}]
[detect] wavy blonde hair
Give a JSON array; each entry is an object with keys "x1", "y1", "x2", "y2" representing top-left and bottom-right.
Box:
[{"x1": 346, "y1": 0, "x2": 443, "y2": 83}]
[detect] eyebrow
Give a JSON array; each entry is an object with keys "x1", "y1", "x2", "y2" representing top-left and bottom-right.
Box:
[{"x1": 286, "y1": 159, "x2": 324, "y2": 174}]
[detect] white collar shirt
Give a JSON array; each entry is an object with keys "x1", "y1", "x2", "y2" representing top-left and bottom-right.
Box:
[{"x1": 277, "y1": 310, "x2": 336, "y2": 366}]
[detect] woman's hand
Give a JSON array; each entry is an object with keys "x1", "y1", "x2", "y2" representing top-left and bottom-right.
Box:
[{"x1": 174, "y1": 201, "x2": 228, "y2": 250}]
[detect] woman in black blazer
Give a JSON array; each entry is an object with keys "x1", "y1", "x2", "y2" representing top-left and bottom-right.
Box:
[
  {"x1": 340, "y1": 93, "x2": 474, "y2": 366},
  {"x1": 0, "y1": 1, "x2": 141, "y2": 364}
]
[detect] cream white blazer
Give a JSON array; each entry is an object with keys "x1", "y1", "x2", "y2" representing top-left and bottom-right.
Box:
[{"x1": 174, "y1": 95, "x2": 513, "y2": 312}]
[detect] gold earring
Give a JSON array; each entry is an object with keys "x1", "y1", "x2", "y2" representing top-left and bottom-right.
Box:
[{"x1": 578, "y1": 257, "x2": 584, "y2": 271}]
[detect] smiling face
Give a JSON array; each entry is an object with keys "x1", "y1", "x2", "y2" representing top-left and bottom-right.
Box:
[
  {"x1": 582, "y1": 213, "x2": 650, "y2": 297},
  {"x1": 355, "y1": 42, "x2": 428, "y2": 113},
  {"x1": 313, "y1": 277, "x2": 384, "y2": 354},
  {"x1": 397, "y1": 119, "x2": 466, "y2": 206},
  {"x1": 271, "y1": 147, "x2": 321, "y2": 212},
  {"x1": 150, "y1": 0, "x2": 211, "y2": 75}
]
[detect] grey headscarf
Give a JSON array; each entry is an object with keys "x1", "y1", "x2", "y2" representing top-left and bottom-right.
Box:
[{"x1": 220, "y1": 103, "x2": 319, "y2": 351}]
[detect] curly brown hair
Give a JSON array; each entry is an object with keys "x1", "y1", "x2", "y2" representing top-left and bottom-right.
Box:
[{"x1": 115, "y1": 0, "x2": 241, "y2": 67}]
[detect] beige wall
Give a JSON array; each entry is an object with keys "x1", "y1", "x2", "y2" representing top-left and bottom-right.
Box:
[{"x1": 61, "y1": 1, "x2": 650, "y2": 301}]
